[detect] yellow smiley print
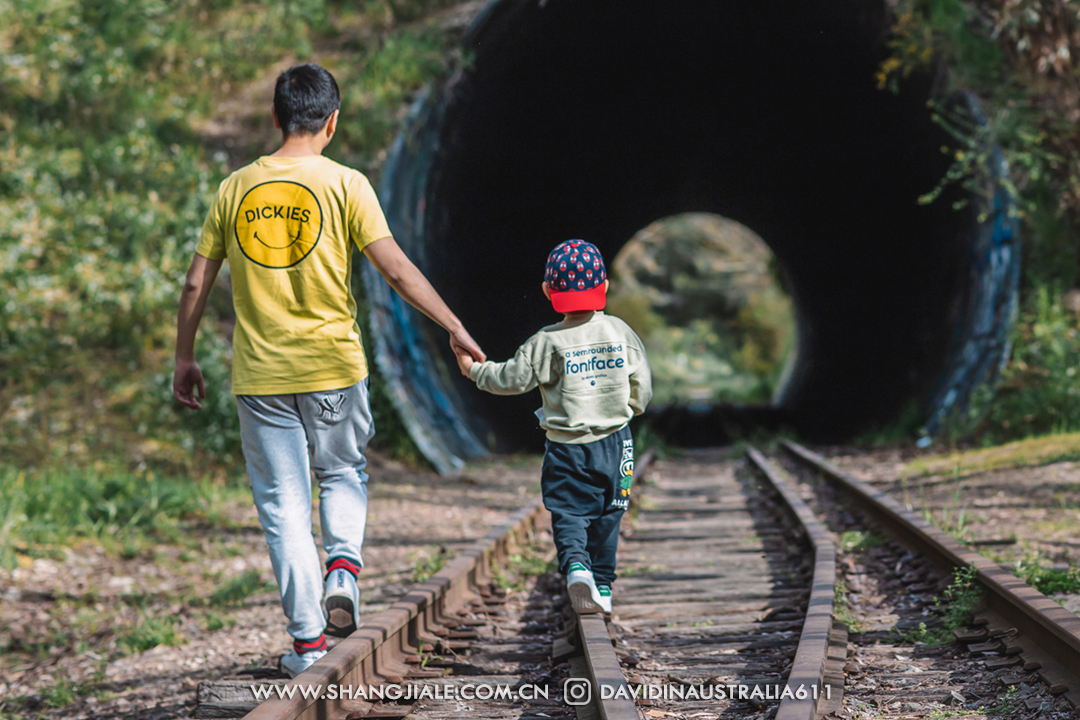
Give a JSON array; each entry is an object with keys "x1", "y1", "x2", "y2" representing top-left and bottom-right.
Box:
[{"x1": 234, "y1": 181, "x2": 323, "y2": 268}]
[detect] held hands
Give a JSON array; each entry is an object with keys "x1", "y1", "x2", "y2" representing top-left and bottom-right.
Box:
[
  {"x1": 173, "y1": 359, "x2": 207, "y2": 410},
  {"x1": 449, "y1": 327, "x2": 484, "y2": 378},
  {"x1": 455, "y1": 349, "x2": 475, "y2": 377}
]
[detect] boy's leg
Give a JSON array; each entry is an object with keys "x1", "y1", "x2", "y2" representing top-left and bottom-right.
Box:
[
  {"x1": 541, "y1": 441, "x2": 605, "y2": 575},
  {"x1": 585, "y1": 510, "x2": 624, "y2": 586},
  {"x1": 237, "y1": 394, "x2": 326, "y2": 642},
  {"x1": 296, "y1": 379, "x2": 375, "y2": 571},
  {"x1": 585, "y1": 426, "x2": 633, "y2": 587}
]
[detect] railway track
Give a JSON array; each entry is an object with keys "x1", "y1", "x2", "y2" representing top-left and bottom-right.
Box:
[
  {"x1": 194, "y1": 441, "x2": 1080, "y2": 720},
  {"x1": 771, "y1": 441, "x2": 1080, "y2": 715}
]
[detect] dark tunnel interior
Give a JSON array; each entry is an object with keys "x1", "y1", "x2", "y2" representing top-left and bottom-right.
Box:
[{"x1": 413, "y1": 0, "x2": 974, "y2": 451}]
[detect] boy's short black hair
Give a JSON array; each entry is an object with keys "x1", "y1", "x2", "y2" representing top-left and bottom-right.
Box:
[{"x1": 273, "y1": 64, "x2": 340, "y2": 137}]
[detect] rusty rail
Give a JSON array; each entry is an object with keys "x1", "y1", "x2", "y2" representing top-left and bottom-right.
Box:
[
  {"x1": 573, "y1": 446, "x2": 655, "y2": 720},
  {"x1": 746, "y1": 448, "x2": 842, "y2": 720},
  {"x1": 243, "y1": 499, "x2": 547, "y2": 720},
  {"x1": 243, "y1": 447, "x2": 658, "y2": 720},
  {"x1": 783, "y1": 439, "x2": 1080, "y2": 708}
]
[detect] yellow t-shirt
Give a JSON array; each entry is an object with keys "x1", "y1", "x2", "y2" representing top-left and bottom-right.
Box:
[{"x1": 195, "y1": 155, "x2": 391, "y2": 395}]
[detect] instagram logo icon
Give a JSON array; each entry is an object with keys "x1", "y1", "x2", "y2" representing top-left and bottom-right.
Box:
[{"x1": 563, "y1": 678, "x2": 592, "y2": 706}]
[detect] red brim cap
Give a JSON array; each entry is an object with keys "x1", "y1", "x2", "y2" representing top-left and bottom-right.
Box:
[{"x1": 550, "y1": 285, "x2": 607, "y2": 313}]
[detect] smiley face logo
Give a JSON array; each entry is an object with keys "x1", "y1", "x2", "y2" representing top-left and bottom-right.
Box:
[{"x1": 234, "y1": 181, "x2": 323, "y2": 268}]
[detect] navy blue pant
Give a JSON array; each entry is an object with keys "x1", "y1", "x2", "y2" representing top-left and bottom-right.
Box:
[{"x1": 541, "y1": 426, "x2": 634, "y2": 586}]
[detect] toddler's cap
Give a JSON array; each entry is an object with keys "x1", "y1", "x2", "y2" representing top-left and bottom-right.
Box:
[{"x1": 544, "y1": 240, "x2": 607, "y2": 313}]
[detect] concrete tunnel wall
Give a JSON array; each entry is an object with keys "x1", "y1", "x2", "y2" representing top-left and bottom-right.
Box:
[{"x1": 363, "y1": 0, "x2": 1021, "y2": 474}]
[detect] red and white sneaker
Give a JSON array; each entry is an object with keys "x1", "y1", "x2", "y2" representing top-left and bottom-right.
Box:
[{"x1": 324, "y1": 567, "x2": 360, "y2": 637}]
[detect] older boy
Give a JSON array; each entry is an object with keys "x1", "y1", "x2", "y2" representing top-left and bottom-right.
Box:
[
  {"x1": 173, "y1": 64, "x2": 484, "y2": 676},
  {"x1": 456, "y1": 240, "x2": 652, "y2": 614}
]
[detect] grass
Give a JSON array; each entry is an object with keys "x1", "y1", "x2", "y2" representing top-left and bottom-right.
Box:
[
  {"x1": 202, "y1": 612, "x2": 237, "y2": 632},
  {"x1": 833, "y1": 578, "x2": 863, "y2": 632},
  {"x1": 903, "y1": 471, "x2": 973, "y2": 543},
  {"x1": 205, "y1": 569, "x2": 276, "y2": 607},
  {"x1": 117, "y1": 613, "x2": 185, "y2": 654},
  {"x1": 988, "y1": 685, "x2": 1020, "y2": 715},
  {"x1": 1013, "y1": 559, "x2": 1080, "y2": 596},
  {"x1": 411, "y1": 546, "x2": 448, "y2": 583},
  {"x1": 0, "y1": 464, "x2": 248, "y2": 570},
  {"x1": 899, "y1": 564, "x2": 982, "y2": 646},
  {"x1": 839, "y1": 530, "x2": 883, "y2": 552},
  {"x1": 39, "y1": 675, "x2": 82, "y2": 709},
  {"x1": 493, "y1": 536, "x2": 556, "y2": 592},
  {"x1": 904, "y1": 431, "x2": 1080, "y2": 479}
]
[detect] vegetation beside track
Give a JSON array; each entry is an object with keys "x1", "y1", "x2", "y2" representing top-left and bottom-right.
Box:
[
  {"x1": 905, "y1": 429, "x2": 1080, "y2": 478},
  {"x1": 879, "y1": 0, "x2": 1080, "y2": 444},
  {"x1": 0, "y1": 1, "x2": 468, "y2": 584},
  {"x1": 0, "y1": 0, "x2": 463, "y2": 480}
]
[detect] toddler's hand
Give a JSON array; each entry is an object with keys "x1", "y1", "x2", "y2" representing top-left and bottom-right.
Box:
[{"x1": 455, "y1": 350, "x2": 475, "y2": 377}]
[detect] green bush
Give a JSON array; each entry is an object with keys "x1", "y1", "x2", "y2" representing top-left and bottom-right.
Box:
[
  {"x1": 880, "y1": 1, "x2": 1080, "y2": 442},
  {"x1": 0, "y1": 2, "x2": 458, "y2": 470},
  {"x1": 948, "y1": 286, "x2": 1080, "y2": 443}
]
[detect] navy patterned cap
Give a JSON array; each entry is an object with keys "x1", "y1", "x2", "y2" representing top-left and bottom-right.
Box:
[{"x1": 544, "y1": 240, "x2": 608, "y2": 312}]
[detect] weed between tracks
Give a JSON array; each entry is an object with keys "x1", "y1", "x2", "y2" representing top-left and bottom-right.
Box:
[
  {"x1": 833, "y1": 578, "x2": 864, "y2": 633},
  {"x1": 840, "y1": 530, "x2": 884, "y2": 552},
  {"x1": 898, "y1": 565, "x2": 981, "y2": 646},
  {"x1": 493, "y1": 535, "x2": 556, "y2": 592},
  {"x1": 411, "y1": 545, "x2": 449, "y2": 583},
  {"x1": 902, "y1": 470, "x2": 974, "y2": 544}
]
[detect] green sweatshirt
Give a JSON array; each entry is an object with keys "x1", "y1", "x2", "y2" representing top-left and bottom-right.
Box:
[{"x1": 469, "y1": 311, "x2": 652, "y2": 444}]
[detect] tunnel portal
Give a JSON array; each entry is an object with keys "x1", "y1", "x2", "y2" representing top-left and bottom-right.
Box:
[{"x1": 364, "y1": 0, "x2": 1020, "y2": 473}]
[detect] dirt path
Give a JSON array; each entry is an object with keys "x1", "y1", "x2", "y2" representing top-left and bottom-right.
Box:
[{"x1": 0, "y1": 454, "x2": 541, "y2": 720}]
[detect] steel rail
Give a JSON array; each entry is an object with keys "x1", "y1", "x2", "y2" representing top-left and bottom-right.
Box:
[
  {"x1": 569, "y1": 447, "x2": 655, "y2": 720},
  {"x1": 244, "y1": 447, "x2": 657, "y2": 720},
  {"x1": 783, "y1": 439, "x2": 1080, "y2": 708},
  {"x1": 243, "y1": 499, "x2": 547, "y2": 720},
  {"x1": 746, "y1": 448, "x2": 841, "y2": 720}
]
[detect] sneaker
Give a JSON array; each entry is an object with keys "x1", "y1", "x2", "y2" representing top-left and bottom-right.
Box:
[
  {"x1": 324, "y1": 567, "x2": 361, "y2": 637},
  {"x1": 596, "y1": 584, "x2": 612, "y2": 614},
  {"x1": 279, "y1": 647, "x2": 327, "y2": 678},
  {"x1": 567, "y1": 563, "x2": 603, "y2": 614}
]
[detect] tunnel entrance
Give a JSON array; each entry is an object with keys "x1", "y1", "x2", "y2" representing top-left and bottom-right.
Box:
[
  {"x1": 367, "y1": 0, "x2": 1020, "y2": 473},
  {"x1": 607, "y1": 213, "x2": 796, "y2": 409}
]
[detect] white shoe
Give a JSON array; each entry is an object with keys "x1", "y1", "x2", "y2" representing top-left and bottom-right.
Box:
[
  {"x1": 596, "y1": 584, "x2": 613, "y2": 614},
  {"x1": 324, "y1": 568, "x2": 360, "y2": 637},
  {"x1": 279, "y1": 648, "x2": 327, "y2": 678},
  {"x1": 567, "y1": 563, "x2": 603, "y2": 614}
]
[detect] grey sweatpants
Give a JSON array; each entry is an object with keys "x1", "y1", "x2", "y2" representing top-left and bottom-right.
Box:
[{"x1": 236, "y1": 379, "x2": 374, "y2": 641}]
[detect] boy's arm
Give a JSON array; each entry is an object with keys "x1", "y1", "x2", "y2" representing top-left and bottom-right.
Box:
[
  {"x1": 173, "y1": 253, "x2": 224, "y2": 410},
  {"x1": 469, "y1": 341, "x2": 540, "y2": 396},
  {"x1": 627, "y1": 335, "x2": 653, "y2": 416},
  {"x1": 364, "y1": 237, "x2": 485, "y2": 363}
]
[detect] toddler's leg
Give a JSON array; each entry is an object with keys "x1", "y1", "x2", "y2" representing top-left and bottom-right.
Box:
[
  {"x1": 586, "y1": 509, "x2": 624, "y2": 587},
  {"x1": 237, "y1": 394, "x2": 326, "y2": 642},
  {"x1": 542, "y1": 441, "x2": 604, "y2": 575},
  {"x1": 587, "y1": 426, "x2": 634, "y2": 586}
]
